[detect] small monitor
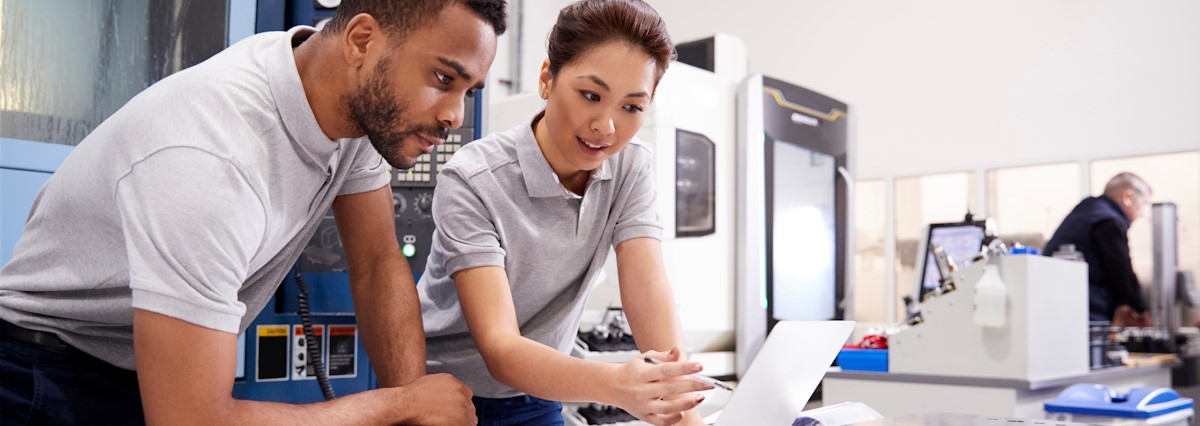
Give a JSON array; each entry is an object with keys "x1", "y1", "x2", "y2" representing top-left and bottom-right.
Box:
[{"x1": 916, "y1": 222, "x2": 986, "y2": 300}]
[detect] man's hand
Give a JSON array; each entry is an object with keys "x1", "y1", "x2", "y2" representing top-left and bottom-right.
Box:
[
  {"x1": 394, "y1": 373, "x2": 476, "y2": 425},
  {"x1": 1113, "y1": 305, "x2": 1152, "y2": 327}
]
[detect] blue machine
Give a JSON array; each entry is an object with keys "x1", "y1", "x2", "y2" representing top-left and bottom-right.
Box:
[
  {"x1": 0, "y1": 140, "x2": 73, "y2": 266},
  {"x1": 0, "y1": 0, "x2": 483, "y2": 404},
  {"x1": 2, "y1": 0, "x2": 231, "y2": 265},
  {"x1": 1045, "y1": 384, "x2": 1195, "y2": 421}
]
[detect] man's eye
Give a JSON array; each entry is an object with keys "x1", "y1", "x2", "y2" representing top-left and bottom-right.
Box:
[{"x1": 436, "y1": 71, "x2": 452, "y2": 84}]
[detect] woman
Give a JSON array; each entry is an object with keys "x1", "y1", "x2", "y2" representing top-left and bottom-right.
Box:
[{"x1": 418, "y1": 1, "x2": 709, "y2": 424}]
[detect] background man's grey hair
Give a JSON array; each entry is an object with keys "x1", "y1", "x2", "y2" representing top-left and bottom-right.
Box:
[{"x1": 1104, "y1": 172, "x2": 1152, "y2": 199}]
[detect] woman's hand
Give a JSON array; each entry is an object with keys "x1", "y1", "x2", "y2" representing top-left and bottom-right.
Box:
[{"x1": 607, "y1": 348, "x2": 713, "y2": 426}]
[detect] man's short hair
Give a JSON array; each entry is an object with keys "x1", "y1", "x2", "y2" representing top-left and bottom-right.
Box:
[
  {"x1": 322, "y1": 0, "x2": 508, "y2": 37},
  {"x1": 1104, "y1": 172, "x2": 1152, "y2": 200}
]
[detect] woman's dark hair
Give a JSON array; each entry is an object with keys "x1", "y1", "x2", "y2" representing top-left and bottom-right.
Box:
[{"x1": 547, "y1": 0, "x2": 675, "y2": 85}]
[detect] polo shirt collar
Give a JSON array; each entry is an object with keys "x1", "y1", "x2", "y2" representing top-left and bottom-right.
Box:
[
  {"x1": 266, "y1": 26, "x2": 340, "y2": 170},
  {"x1": 516, "y1": 112, "x2": 613, "y2": 199}
]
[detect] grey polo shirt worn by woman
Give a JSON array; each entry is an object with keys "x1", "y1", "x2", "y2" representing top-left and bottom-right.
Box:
[{"x1": 417, "y1": 113, "x2": 662, "y2": 399}]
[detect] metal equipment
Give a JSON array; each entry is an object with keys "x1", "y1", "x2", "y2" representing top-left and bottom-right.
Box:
[
  {"x1": 735, "y1": 74, "x2": 853, "y2": 378},
  {"x1": 889, "y1": 253, "x2": 1090, "y2": 381},
  {"x1": 1146, "y1": 202, "x2": 1200, "y2": 387}
]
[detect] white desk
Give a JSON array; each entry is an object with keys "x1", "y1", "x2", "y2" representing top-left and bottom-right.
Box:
[{"x1": 822, "y1": 364, "x2": 1174, "y2": 419}]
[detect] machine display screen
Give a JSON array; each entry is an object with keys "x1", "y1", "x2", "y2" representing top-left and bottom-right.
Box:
[
  {"x1": 920, "y1": 224, "x2": 986, "y2": 296},
  {"x1": 770, "y1": 140, "x2": 836, "y2": 321}
]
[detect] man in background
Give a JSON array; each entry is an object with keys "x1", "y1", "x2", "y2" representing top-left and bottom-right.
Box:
[{"x1": 1045, "y1": 172, "x2": 1153, "y2": 326}]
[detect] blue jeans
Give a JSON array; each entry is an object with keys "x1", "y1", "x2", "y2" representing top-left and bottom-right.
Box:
[
  {"x1": 473, "y1": 394, "x2": 564, "y2": 426},
  {"x1": 0, "y1": 338, "x2": 144, "y2": 425}
]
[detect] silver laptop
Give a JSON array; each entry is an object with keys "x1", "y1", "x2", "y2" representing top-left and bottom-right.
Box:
[{"x1": 713, "y1": 320, "x2": 855, "y2": 425}]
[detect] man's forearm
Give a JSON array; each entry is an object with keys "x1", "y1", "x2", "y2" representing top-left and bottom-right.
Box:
[
  {"x1": 134, "y1": 309, "x2": 439, "y2": 425},
  {"x1": 350, "y1": 256, "x2": 426, "y2": 387},
  {"x1": 220, "y1": 387, "x2": 404, "y2": 425}
]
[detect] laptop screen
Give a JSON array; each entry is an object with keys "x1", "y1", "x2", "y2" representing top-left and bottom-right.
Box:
[{"x1": 717, "y1": 321, "x2": 855, "y2": 425}]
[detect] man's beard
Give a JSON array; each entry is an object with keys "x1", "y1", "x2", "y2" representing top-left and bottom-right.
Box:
[{"x1": 348, "y1": 57, "x2": 448, "y2": 170}]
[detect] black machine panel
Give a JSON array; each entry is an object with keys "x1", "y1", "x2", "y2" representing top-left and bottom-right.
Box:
[
  {"x1": 675, "y1": 129, "x2": 716, "y2": 238},
  {"x1": 300, "y1": 92, "x2": 479, "y2": 276},
  {"x1": 391, "y1": 121, "x2": 476, "y2": 274},
  {"x1": 760, "y1": 76, "x2": 850, "y2": 327}
]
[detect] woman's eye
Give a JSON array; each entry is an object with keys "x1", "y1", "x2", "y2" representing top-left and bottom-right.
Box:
[
  {"x1": 581, "y1": 91, "x2": 600, "y2": 102},
  {"x1": 624, "y1": 105, "x2": 644, "y2": 113}
]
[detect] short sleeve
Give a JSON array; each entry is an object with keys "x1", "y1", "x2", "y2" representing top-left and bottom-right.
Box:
[
  {"x1": 338, "y1": 143, "x2": 390, "y2": 196},
  {"x1": 613, "y1": 154, "x2": 663, "y2": 245},
  {"x1": 431, "y1": 167, "x2": 507, "y2": 276},
  {"x1": 117, "y1": 147, "x2": 267, "y2": 333}
]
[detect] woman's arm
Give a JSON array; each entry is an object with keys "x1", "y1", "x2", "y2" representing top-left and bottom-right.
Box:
[
  {"x1": 616, "y1": 237, "x2": 708, "y2": 425},
  {"x1": 616, "y1": 237, "x2": 685, "y2": 358},
  {"x1": 454, "y1": 265, "x2": 709, "y2": 426}
]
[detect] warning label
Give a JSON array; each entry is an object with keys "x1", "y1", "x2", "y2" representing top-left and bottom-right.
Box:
[
  {"x1": 327, "y1": 325, "x2": 357, "y2": 378},
  {"x1": 256, "y1": 325, "x2": 289, "y2": 382},
  {"x1": 292, "y1": 325, "x2": 325, "y2": 381}
]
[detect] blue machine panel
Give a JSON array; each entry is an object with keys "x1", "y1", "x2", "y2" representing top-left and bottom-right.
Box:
[
  {"x1": 0, "y1": 138, "x2": 73, "y2": 265},
  {"x1": 232, "y1": 289, "x2": 375, "y2": 403}
]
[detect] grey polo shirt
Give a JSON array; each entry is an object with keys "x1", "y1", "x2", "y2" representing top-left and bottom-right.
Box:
[
  {"x1": 418, "y1": 115, "x2": 662, "y2": 398},
  {"x1": 0, "y1": 26, "x2": 389, "y2": 370}
]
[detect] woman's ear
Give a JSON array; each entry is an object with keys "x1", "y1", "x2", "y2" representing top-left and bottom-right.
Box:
[{"x1": 538, "y1": 59, "x2": 553, "y2": 100}]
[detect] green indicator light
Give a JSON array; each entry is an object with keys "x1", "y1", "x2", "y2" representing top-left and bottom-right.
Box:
[{"x1": 402, "y1": 243, "x2": 416, "y2": 258}]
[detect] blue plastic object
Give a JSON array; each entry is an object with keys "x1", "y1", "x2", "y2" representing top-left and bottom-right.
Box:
[
  {"x1": 1044, "y1": 384, "x2": 1194, "y2": 419},
  {"x1": 836, "y1": 349, "x2": 888, "y2": 372},
  {"x1": 1010, "y1": 246, "x2": 1040, "y2": 255}
]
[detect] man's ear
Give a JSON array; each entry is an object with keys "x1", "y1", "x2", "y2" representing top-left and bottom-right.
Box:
[
  {"x1": 341, "y1": 13, "x2": 383, "y2": 70},
  {"x1": 1122, "y1": 189, "x2": 1137, "y2": 207}
]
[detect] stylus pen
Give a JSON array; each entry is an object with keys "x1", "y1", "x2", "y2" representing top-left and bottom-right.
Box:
[{"x1": 643, "y1": 356, "x2": 735, "y2": 391}]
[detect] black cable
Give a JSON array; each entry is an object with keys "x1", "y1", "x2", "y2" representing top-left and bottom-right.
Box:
[{"x1": 295, "y1": 269, "x2": 336, "y2": 401}]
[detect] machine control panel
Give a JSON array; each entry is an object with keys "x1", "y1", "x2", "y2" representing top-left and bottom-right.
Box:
[
  {"x1": 298, "y1": 92, "x2": 478, "y2": 275},
  {"x1": 391, "y1": 103, "x2": 477, "y2": 273}
]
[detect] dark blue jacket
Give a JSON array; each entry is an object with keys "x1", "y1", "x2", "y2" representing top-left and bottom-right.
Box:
[{"x1": 1043, "y1": 196, "x2": 1143, "y2": 322}]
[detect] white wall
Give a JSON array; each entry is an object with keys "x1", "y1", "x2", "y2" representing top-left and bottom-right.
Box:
[
  {"x1": 508, "y1": 0, "x2": 1200, "y2": 179},
  {"x1": 485, "y1": 0, "x2": 567, "y2": 101}
]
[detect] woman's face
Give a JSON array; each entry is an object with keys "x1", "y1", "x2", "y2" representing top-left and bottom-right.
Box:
[{"x1": 538, "y1": 42, "x2": 657, "y2": 176}]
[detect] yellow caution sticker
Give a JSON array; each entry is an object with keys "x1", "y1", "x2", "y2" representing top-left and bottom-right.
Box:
[{"x1": 258, "y1": 325, "x2": 288, "y2": 337}]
